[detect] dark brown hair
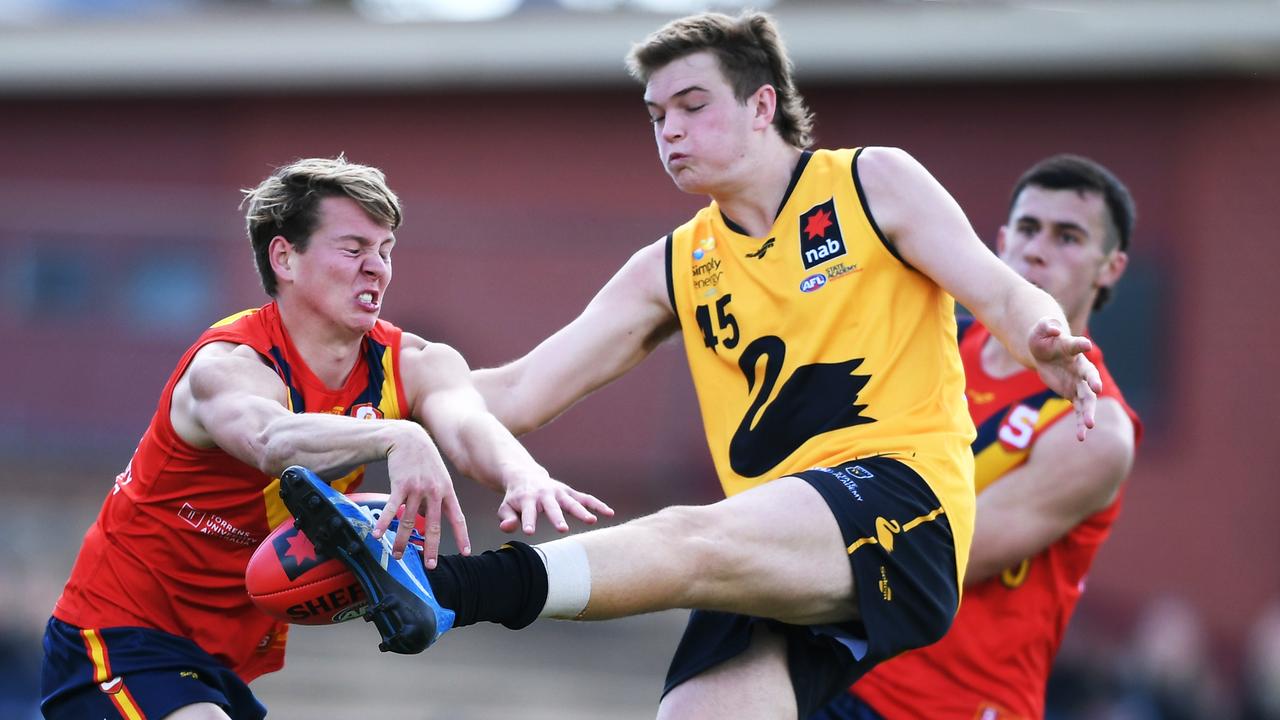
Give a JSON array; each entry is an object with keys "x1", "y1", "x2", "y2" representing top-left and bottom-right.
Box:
[{"x1": 1010, "y1": 154, "x2": 1136, "y2": 310}]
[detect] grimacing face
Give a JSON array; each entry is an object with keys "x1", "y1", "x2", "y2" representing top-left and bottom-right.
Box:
[
  {"x1": 997, "y1": 185, "x2": 1126, "y2": 327},
  {"x1": 270, "y1": 195, "x2": 395, "y2": 338}
]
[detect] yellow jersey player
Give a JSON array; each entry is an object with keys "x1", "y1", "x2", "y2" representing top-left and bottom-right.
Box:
[{"x1": 281, "y1": 11, "x2": 1104, "y2": 719}]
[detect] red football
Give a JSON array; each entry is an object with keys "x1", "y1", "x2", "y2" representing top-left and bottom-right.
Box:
[{"x1": 246, "y1": 493, "x2": 423, "y2": 625}]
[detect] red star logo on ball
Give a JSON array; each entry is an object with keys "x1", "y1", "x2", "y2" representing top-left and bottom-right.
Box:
[{"x1": 285, "y1": 530, "x2": 318, "y2": 565}]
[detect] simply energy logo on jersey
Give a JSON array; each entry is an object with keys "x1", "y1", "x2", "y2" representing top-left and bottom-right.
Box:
[{"x1": 798, "y1": 198, "x2": 847, "y2": 270}]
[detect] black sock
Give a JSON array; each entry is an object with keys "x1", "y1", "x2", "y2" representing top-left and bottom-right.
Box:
[{"x1": 426, "y1": 541, "x2": 548, "y2": 630}]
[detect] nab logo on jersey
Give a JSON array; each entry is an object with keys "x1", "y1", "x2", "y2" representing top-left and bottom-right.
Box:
[{"x1": 799, "y1": 198, "x2": 846, "y2": 270}]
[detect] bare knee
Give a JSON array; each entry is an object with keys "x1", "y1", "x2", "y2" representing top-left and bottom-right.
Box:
[
  {"x1": 636, "y1": 504, "x2": 736, "y2": 602},
  {"x1": 632, "y1": 490, "x2": 853, "y2": 620},
  {"x1": 651, "y1": 504, "x2": 728, "y2": 558}
]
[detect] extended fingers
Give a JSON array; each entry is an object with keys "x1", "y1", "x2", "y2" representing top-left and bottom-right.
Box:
[
  {"x1": 1033, "y1": 317, "x2": 1063, "y2": 339},
  {"x1": 1073, "y1": 354, "x2": 1103, "y2": 396},
  {"x1": 421, "y1": 492, "x2": 443, "y2": 569},
  {"x1": 1057, "y1": 333, "x2": 1093, "y2": 361},
  {"x1": 374, "y1": 489, "x2": 402, "y2": 539},
  {"x1": 574, "y1": 490, "x2": 614, "y2": 519},
  {"x1": 391, "y1": 489, "x2": 424, "y2": 560},
  {"x1": 560, "y1": 490, "x2": 610, "y2": 526},
  {"x1": 520, "y1": 493, "x2": 539, "y2": 535},
  {"x1": 1085, "y1": 359, "x2": 1103, "y2": 394},
  {"x1": 499, "y1": 481, "x2": 614, "y2": 535},
  {"x1": 497, "y1": 502, "x2": 520, "y2": 534},
  {"x1": 539, "y1": 494, "x2": 570, "y2": 533},
  {"x1": 1074, "y1": 375, "x2": 1098, "y2": 441},
  {"x1": 557, "y1": 493, "x2": 595, "y2": 527},
  {"x1": 445, "y1": 493, "x2": 470, "y2": 557}
]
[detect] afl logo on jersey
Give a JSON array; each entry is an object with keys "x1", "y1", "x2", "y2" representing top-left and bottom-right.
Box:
[
  {"x1": 800, "y1": 273, "x2": 827, "y2": 293},
  {"x1": 350, "y1": 403, "x2": 383, "y2": 420},
  {"x1": 799, "y1": 198, "x2": 847, "y2": 270}
]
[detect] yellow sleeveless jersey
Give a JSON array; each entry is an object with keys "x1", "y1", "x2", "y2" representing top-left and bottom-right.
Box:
[{"x1": 666, "y1": 148, "x2": 976, "y2": 556}]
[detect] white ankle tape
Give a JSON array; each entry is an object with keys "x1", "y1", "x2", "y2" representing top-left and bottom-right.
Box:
[{"x1": 535, "y1": 539, "x2": 591, "y2": 620}]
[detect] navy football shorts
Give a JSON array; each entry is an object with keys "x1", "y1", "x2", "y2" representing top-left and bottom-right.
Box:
[
  {"x1": 809, "y1": 690, "x2": 888, "y2": 720},
  {"x1": 41, "y1": 617, "x2": 267, "y2": 720},
  {"x1": 663, "y1": 455, "x2": 959, "y2": 716}
]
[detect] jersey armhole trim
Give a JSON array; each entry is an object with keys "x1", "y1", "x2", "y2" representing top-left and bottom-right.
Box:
[
  {"x1": 664, "y1": 232, "x2": 678, "y2": 319},
  {"x1": 852, "y1": 146, "x2": 915, "y2": 271}
]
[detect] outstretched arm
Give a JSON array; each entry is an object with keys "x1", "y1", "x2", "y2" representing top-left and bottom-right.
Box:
[
  {"x1": 966, "y1": 399, "x2": 1135, "y2": 583},
  {"x1": 174, "y1": 341, "x2": 471, "y2": 566},
  {"x1": 174, "y1": 342, "x2": 438, "y2": 479},
  {"x1": 474, "y1": 237, "x2": 679, "y2": 436},
  {"x1": 857, "y1": 147, "x2": 1102, "y2": 439},
  {"x1": 403, "y1": 336, "x2": 614, "y2": 551}
]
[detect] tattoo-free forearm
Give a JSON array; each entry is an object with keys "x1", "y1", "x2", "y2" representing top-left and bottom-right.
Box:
[
  {"x1": 443, "y1": 411, "x2": 544, "y2": 493},
  {"x1": 986, "y1": 280, "x2": 1069, "y2": 369},
  {"x1": 256, "y1": 412, "x2": 425, "y2": 478}
]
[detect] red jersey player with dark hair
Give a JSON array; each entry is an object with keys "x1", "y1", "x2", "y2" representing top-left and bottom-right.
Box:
[
  {"x1": 40, "y1": 157, "x2": 611, "y2": 720},
  {"x1": 814, "y1": 154, "x2": 1141, "y2": 720}
]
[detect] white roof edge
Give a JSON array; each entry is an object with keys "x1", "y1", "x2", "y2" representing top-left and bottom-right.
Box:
[{"x1": 1, "y1": 2, "x2": 1278, "y2": 94}]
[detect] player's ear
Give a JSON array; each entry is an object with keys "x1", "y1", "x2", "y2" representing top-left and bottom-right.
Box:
[
  {"x1": 750, "y1": 83, "x2": 776, "y2": 131},
  {"x1": 995, "y1": 225, "x2": 1009, "y2": 255},
  {"x1": 1097, "y1": 249, "x2": 1128, "y2": 291},
  {"x1": 269, "y1": 236, "x2": 296, "y2": 284}
]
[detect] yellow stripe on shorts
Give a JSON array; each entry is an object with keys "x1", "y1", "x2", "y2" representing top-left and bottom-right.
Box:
[
  {"x1": 847, "y1": 506, "x2": 945, "y2": 555},
  {"x1": 80, "y1": 628, "x2": 111, "y2": 683}
]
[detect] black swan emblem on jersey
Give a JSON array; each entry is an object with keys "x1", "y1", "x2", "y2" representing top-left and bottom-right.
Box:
[{"x1": 728, "y1": 335, "x2": 875, "y2": 478}]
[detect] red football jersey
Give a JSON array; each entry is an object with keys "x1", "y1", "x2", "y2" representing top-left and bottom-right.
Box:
[
  {"x1": 851, "y1": 320, "x2": 1142, "y2": 719},
  {"x1": 54, "y1": 302, "x2": 409, "y2": 682}
]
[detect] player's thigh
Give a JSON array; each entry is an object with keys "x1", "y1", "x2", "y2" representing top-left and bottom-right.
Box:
[
  {"x1": 658, "y1": 623, "x2": 794, "y2": 720},
  {"x1": 163, "y1": 702, "x2": 232, "y2": 720},
  {"x1": 680, "y1": 476, "x2": 855, "y2": 624}
]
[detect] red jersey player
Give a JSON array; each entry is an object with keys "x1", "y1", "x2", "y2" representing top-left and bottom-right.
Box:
[{"x1": 41, "y1": 157, "x2": 612, "y2": 720}]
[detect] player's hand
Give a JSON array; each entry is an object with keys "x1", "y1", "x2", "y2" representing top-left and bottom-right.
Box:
[
  {"x1": 1028, "y1": 317, "x2": 1103, "y2": 441},
  {"x1": 374, "y1": 423, "x2": 470, "y2": 568},
  {"x1": 496, "y1": 467, "x2": 615, "y2": 536}
]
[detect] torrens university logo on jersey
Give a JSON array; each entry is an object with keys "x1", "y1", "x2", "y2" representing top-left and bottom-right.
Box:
[{"x1": 799, "y1": 198, "x2": 847, "y2": 270}]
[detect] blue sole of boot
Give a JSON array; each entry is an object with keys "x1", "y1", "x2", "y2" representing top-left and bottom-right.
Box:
[{"x1": 278, "y1": 466, "x2": 440, "y2": 654}]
